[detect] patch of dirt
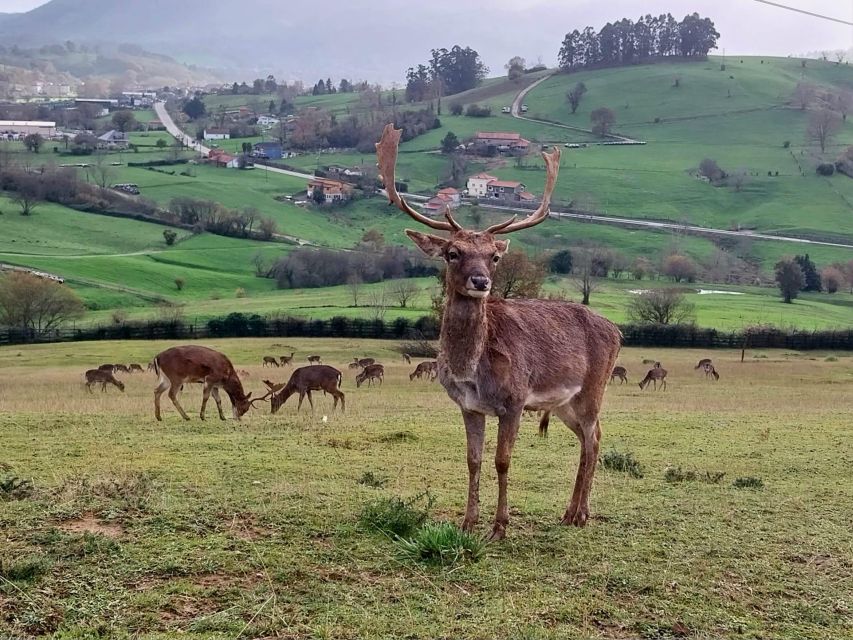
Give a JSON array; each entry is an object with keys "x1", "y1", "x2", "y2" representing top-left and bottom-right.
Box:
[
  {"x1": 60, "y1": 513, "x2": 124, "y2": 538},
  {"x1": 221, "y1": 512, "x2": 274, "y2": 541}
]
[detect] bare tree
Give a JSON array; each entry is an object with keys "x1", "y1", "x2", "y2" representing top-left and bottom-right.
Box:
[
  {"x1": 347, "y1": 274, "x2": 363, "y2": 307},
  {"x1": 93, "y1": 153, "x2": 115, "y2": 189},
  {"x1": 367, "y1": 286, "x2": 389, "y2": 321},
  {"x1": 572, "y1": 247, "x2": 601, "y2": 305},
  {"x1": 493, "y1": 251, "x2": 547, "y2": 298},
  {"x1": 590, "y1": 107, "x2": 615, "y2": 136},
  {"x1": 698, "y1": 158, "x2": 724, "y2": 183},
  {"x1": 0, "y1": 271, "x2": 85, "y2": 337},
  {"x1": 627, "y1": 289, "x2": 696, "y2": 325},
  {"x1": 807, "y1": 108, "x2": 842, "y2": 153},
  {"x1": 730, "y1": 167, "x2": 749, "y2": 192},
  {"x1": 662, "y1": 254, "x2": 699, "y2": 282},
  {"x1": 792, "y1": 83, "x2": 815, "y2": 110},
  {"x1": 251, "y1": 252, "x2": 270, "y2": 277},
  {"x1": 566, "y1": 82, "x2": 587, "y2": 114},
  {"x1": 390, "y1": 280, "x2": 420, "y2": 308},
  {"x1": 11, "y1": 175, "x2": 43, "y2": 216},
  {"x1": 835, "y1": 91, "x2": 853, "y2": 121}
]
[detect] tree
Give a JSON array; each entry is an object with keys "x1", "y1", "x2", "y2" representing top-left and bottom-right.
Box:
[
  {"x1": 505, "y1": 56, "x2": 526, "y2": 81},
  {"x1": 590, "y1": 107, "x2": 615, "y2": 136},
  {"x1": 11, "y1": 175, "x2": 43, "y2": 216},
  {"x1": 23, "y1": 133, "x2": 43, "y2": 153},
  {"x1": 182, "y1": 96, "x2": 207, "y2": 120},
  {"x1": 163, "y1": 229, "x2": 177, "y2": 245},
  {"x1": 441, "y1": 131, "x2": 459, "y2": 154},
  {"x1": 111, "y1": 110, "x2": 136, "y2": 133},
  {"x1": 572, "y1": 247, "x2": 603, "y2": 305},
  {"x1": 821, "y1": 266, "x2": 845, "y2": 293},
  {"x1": 549, "y1": 249, "x2": 573, "y2": 274},
  {"x1": 794, "y1": 254, "x2": 821, "y2": 291},
  {"x1": 566, "y1": 82, "x2": 587, "y2": 114},
  {"x1": 775, "y1": 258, "x2": 804, "y2": 303},
  {"x1": 311, "y1": 185, "x2": 325, "y2": 205},
  {"x1": 626, "y1": 289, "x2": 696, "y2": 325},
  {"x1": 698, "y1": 158, "x2": 724, "y2": 183},
  {"x1": 258, "y1": 217, "x2": 277, "y2": 240},
  {"x1": 390, "y1": 280, "x2": 420, "y2": 308},
  {"x1": 792, "y1": 83, "x2": 815, "y2": 110},
  {"x1": 662, "y1": 254, "x2": 699, "y2": 282},
  {"x1": 174, "y1": 277, "x2": 185, "y2": 291},
  {"x1": 493, "y1": 251, "x2": 546, "y2": 298},
  {"x1": 807, "y1": 108, "x2": 842, "y2": 153},
  {"x1": 347, "y1": 274, "x2": 363, "y2": 307},
  {"x1": 361, "y1": 228, "x2": 385, "y2": 250},
  {"x1": 0, "y1": 271, "x2": 85, "y2": 337},
  {"x1": 835, "y1": 91, "x2": 853, "y2": 121},
  {"x1": 155, "y1": 138, "x2": 167, "y2": 149}
]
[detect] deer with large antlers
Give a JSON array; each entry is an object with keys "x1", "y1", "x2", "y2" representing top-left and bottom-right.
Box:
[
  {"x1": 152, "y1": 345, "x2": 260, "y2": 421},
  {"x1": 377, "y1": 124, "x2": 622, "y2": 540}
]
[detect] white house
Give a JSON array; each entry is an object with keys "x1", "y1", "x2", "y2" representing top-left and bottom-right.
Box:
[
  {"x1": 466, "y1": 172, "x2": 497, "y2": 198},
  {"x1": 256, "y1": 115, "x2": 280, "y2": 127},
  {"x1": 203, "y1": 128, "x2": 231, "y2": 140},
  {"x1": 436, "y1": 187, "x2": 461, "y2": 208}
]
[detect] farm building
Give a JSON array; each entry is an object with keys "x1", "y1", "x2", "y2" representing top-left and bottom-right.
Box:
[
  {"x1": 256, "y1": 115, "x2": 280, "y2": 127},
  {"x1": 203, "y1": 128, "x2": 231, "y2": 141},
  {"x1": 208, "y1": 149, "x2": 241, "y2": 168},
  {"x1": 0, "y1": 120, "x2": 57, "y2": 138},
  {"x1": 252, "y1": 141, "x2": 283, "y2": 160},
  {"x1": 470, "y1": 131, "x2": 530, "y2": 156},
  {"x1": 97, "y1": 130, "x2": 129, "y2": 149},
  {"x1": 306, "y1": 177, "x2": 353, "y2": 203},
  {"x1": 466, "y1": 172, "x2": 497, "y2": 198},
  {"x1": 73, "y1": 98, "x2": 118, "y2": 117},
  {"x1": 485, "y1": 180, "x2": 536, "y2": 203}
]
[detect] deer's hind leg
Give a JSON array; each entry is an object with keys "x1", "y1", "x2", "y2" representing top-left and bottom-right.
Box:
[{"x1": 555, "y1": 400, "x2": 602, "y2": 528}]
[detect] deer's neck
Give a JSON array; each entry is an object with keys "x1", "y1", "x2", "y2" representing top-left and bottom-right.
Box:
[
  {"x1": 223, "y1": 374, "x2": 246, "y2": 402},
  {"x1": 441, "y1": 289, "x2": 488, "y2": 378}
]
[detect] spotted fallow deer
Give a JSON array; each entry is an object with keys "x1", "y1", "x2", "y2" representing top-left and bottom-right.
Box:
[
  {"x1": 703, "y1": 362, "x2": 720, "y2": 380},
  {"x1": 152, "y1": 345, "x2": 258, "y2": 421},
  {"x1": 638, "y1": 366, "x2": 668, "y2": 391},
  {"x1": 610, "y1": 365, "x2": 628, "y2": 384},
  {"x1": 84, "y1": 369, "x2": 125, "y2": 393},
  {"x1": 377, "y1": 124, "x2": 622, "y2": 540}
]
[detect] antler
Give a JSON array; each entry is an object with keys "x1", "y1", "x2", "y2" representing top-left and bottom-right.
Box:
[
  {"x1": 376, "y1": 124, "x2": 461, "y2": 232},
  {"x1": 249, "y1": 389, "x2": 274, "y2": 407},
  {"x1": 485, "y1": 146, "x2": 562, "y2": 235}
]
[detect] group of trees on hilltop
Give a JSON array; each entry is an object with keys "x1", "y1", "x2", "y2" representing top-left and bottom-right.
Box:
[
  {"x1": 558, "y1": 13, "x2": 719, "y2": 71},
  {"x1": 405, "y1": 46, "x2": 488, "y2": 103}
]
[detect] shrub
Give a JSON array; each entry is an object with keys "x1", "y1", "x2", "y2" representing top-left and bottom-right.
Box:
[
  {"x1": 783, "y1": 140, "x2": 791, "y2": 148},
  {"x1": 601, "y1": 450, "x2": 644, "y2": 478},
  {"x1": 235, "y1": 287, "x2": 247, "y2": 298},
  {"x1": 733, "y1": 476, "x2": 764, "y2": 489},
  {"x1": 163, "y1": 229, "x2": 177, "y2": 247},
  {"x1": 174, "y1": 277, "x2": 185, "y2": 291},
  {"x1": 449, "y1": 102, "x2": 464, "y2": 116},
  {"x1": 111, "y1": 310, "x2": 128, "y2": 325},
  {"x1": 359, "y1": 491, "x2": 433, "y2": 537},
  {"x1": 465, "y1": 104, "x2": 492, "y2": 117},
  {"x1": 817, "y1": 163, "x2": 835, "y2": 176},
  {"x1": 0, "y1": 475, "x2": 33, "y2": 500},
  {"x1": 357, "y1": 471, "x2": 388, "y2": 488},
  {"x1": 398, "y1": 338, "x2": 438, "y2": 358},
  {"x1": 395, "y1": 522, "x2": 486, "y2": 565},
  {"x1": 664, "y1": 466, "x2": 725, "y2": 484},
  {"x1": 0, "y1": 555, "x2": 51, "y2": 582}
]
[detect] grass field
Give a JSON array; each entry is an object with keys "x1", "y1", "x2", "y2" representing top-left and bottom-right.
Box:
[{"x1": 1, "y1": 339, "x2": 851, "y2": 638}]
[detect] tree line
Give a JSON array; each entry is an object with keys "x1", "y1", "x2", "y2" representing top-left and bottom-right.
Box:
[
  {"x1": 558, "y1": 12, "x2": 719, "y2": 71},
  {"x1": 405, "y1": 46, "x2": 488, "y2": 103}
]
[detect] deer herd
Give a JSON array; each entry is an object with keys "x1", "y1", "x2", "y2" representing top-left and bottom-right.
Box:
[{"x1": 74, "y1": 123, "x2": 729, "y2": 542}]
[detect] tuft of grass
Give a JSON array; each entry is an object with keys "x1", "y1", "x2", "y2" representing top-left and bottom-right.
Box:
[
  {"x1": 664, "y1": 466, "x2": 725, "y2": 484},
  {"x1": 54, "y1": 470, "x2": 155, "y2": 511},
  {"x1": 601, "y1": 450, "x2": 644, "y2": 478},
  {"x1": 358, "y1": 471, "x2": 388, "y2": 488},
  {"x1": 359, "y1": 491, "x2": 434, "y2": 537},
  {"x1": 0, "y1": 555, "x2": 51, "y2": 583},
  {"x1": 395, "y1": 522, "x2": 486, "y2": 566},
  {"x1": 0, "y1": 475, "x2": 33, "y2": 500},
  {"x1": 375, "y1": 431, "x2": 418, "y2": 444},
  {"x1": 825, "y1": 356, "x2": 838, "y2": 362},
  {"x1": 733, "y1": 476, "x2": 764, "y2": 489}
]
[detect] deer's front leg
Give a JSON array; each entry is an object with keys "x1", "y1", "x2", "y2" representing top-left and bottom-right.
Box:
[
  {"x1": 491, "y1": 406, "x2": 522, "y2": 541},
  {"x1": 461, "y1": 410, "x2": 485, "y2": 533}
]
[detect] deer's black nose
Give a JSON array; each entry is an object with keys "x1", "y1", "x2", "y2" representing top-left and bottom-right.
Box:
[{"x1": 470, "y1": 276, "x2": 491, "y2": 291}]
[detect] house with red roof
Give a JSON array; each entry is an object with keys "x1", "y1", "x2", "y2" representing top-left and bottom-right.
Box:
[
  {"x1": 307, "y1": 177, "x2": 353, "y2": 203},
  {"x1": 471, "y1": 131, "x2": 530, "y2": 156},
  {"x1": 466, "y1": 172, "x2": 497, "y2": 198},
  {"x1": 486, "y1": 179, "x2": 535, "y2": 203}
]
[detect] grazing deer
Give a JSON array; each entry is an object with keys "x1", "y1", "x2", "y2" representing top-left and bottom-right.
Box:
[
  {"x1": 348, "y1": 357, "x2": 376, "y2": 370},
  {"x1": 128, "y1": 363, "x2": 144, "y2": 373},
  {"x1": 279, "y1": 352, "x2": 295, "y2": 367},
  {"x1": 703, "y1": 362, "x2": 720, "y2": 380},
  {"x1": 98, "y1": 363, "x2": 115, "y2": 372},
  {"x1": 152, "y1": 345, "x2": 258, "y2": 421},
  {"x1": 84, "y1": 369, "x2": 125, "y2": 393},
  {"x1": 113, "y1": 364, "x2": 130, "y2": 374},
  {"x1": 409, "y1": 360, "x2": 437, "y2": 381},
  {"x1": 377, "y1": 124, "x2": 621, "y2": 539},
  {"x1": 695, "y1": 358, "x2": 712, "y2": 370},
  {"x1": 638, "y1": 366, "x2": 668, "y2": 391},
  {"x1": 356, "y1": 363, "x2": 385, "y2": 388},
  {"x1": 610, "y1": 366, "x2": 628, "y2": 384},
  {"x1": 307, "y1": 355, "x2": 322, "y2": 365},
  {"x1": 402, "y1": 353, "x2": 412, "y2": 364},
  {"x1": 262, "y1": 356, "x2": 279, "y2": 368},
  {"x1": 269, "y1": 365, "x2": 345, "y2": 413}
]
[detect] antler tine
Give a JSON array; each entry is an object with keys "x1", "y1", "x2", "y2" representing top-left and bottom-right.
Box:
[
  {"x1": 441, "y1": 202, "x2": 463, "y2": 231},
  {"x1": 485, "y1": 146, "x2": 562, "y2": 235},
  {"x1": 249, "y1": 389, "x2": 273, "y2": 407},
  {"x1": 376, "y1": 124, "x2": 455, "y2": 232}
]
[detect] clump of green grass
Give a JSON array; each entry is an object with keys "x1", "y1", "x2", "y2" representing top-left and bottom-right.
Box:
[
  {"x1": 375, "y1": 431, "x2": 418, "y2": 444},
  {"x1": 664, "y1": 466, "x2": 725, "y2": 484},
  {"x1": 0, "y1": 555, "x2": 51, "y2": 582},
  {"x1": 733, "y1": 476, "x2": 764, "y2": 489},
  {"x1": 825, "y1": 356, "x2": 838, "y2": 362},
  {"x1": 358, "y1": 471, "x2": 388, "y2": 488},
  {"x1": 395, "y1": 522, "x2": 486, "y2": 566},
  {"x1": 359, "y1": 491, "x2": 434, "y2": 537},
  {"x1": 0, "y1": 475, "x2": 33, "y2": 500},
  {"x1": 54, "y1": 470, "x2": 155, "y2": 511},
  {"x1": 601, "y1": 450, "x2": 644, "y2": 478}
]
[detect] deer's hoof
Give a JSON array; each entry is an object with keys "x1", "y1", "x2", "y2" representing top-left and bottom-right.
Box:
[
  {"x1": 560, "y1": 507, "x2": 589, "y2": 528},
  {"x1": 461, "y1": 517, "x2": 478, "y2": 533},
  {"x1": 488, "y1": 525, "x2": 506, "y2": 542}
]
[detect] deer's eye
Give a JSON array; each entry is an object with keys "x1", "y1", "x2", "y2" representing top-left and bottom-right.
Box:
[
  {"x1": 447, "y1": 250, "x2": 460, "y2": 261},
  {"x1": 492, "y1": 254, "x2": 501, "y2": 263}
]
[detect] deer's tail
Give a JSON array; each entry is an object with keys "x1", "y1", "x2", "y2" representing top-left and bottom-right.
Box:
[{"x1": 153, "y1": 357, "x2": 161, "y2": 378}]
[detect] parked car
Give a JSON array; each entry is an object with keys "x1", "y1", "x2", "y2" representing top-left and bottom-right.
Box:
[
  {"x1": 521, "y1": 104, "x2": 529, "y2": 113},
  {"x1": 501, "y1": 106, "x2": 511, "y2": 114}
]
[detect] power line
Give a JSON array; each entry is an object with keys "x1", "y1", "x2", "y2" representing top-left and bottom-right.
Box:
[{"x1": 751, "y1": 0, "x2": 853, "y2": 26}]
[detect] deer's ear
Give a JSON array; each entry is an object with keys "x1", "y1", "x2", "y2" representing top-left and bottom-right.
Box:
[
  {"x1": 494, "y1": 239, "x2": 510, "y2": 256},
  {"x1": 405, "y1": 229, "x2": 447, "y2": 257},
  {"x1": 246, "y1": 392, "x2": 252, "y2": 400}
]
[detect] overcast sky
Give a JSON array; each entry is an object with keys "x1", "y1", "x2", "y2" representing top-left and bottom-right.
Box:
[{"x1": 1, "y1": 0, "x2": 851, "y2": 64}]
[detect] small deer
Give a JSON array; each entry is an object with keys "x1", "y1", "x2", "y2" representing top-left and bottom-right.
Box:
[
  {"x1": 147, "y1": 361, "x2": 155, "y2": 372},
  {"x1": 269, "y1": 365, "x2": 345, "y2": 413},
  {"x1": 98, "y1": 363, "x2": 115, "y2": 372},
  {"x1": 152, "y1": 345, "x2": 258, "y2": 421},
  {"x1": 409, "y1": 361, "x2": 436, "y2": 381},
  {"x1": 113, "y1": 364, "x2": 130, "y2": 374},
  {"x1": 128, "y1": 363, "x2": 144, "y2": 373},
  {"x1": 279, "y1": 352, "x2": 295, "y2": 367},
  {"x1": 84, "y1": 369, "x2": 125, "y2": 393},
  {"x1": 703, "y1": 362, "x2": 720, "y2": 380},
  {"x1": 356, "y1": 363, "x2": 384, "y2": 388},
  {"x1": 307, "y1": 355, "x2": 322, "y2": 365},
  {"x1": 695, "y1": 358, "x2": 712, "y2": 370},
  {"x1": 638, "y1": 366, "x2": 668, "y2": 391},
  {"x1": 262, "y1": 356, "x2": 279, "y2": 368},
  {"x1": 348, "y1": 357, "x2": 376, "y2": 370},
  {"x1": 402, "y1": 353, "x2": 412, "y2": 364},
  {"x1": 610, "y1": 366, "x2": 628, "y2": 384},
  {"x1": 378, "y1": 123, "x2": 621, "y2": 539}
]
